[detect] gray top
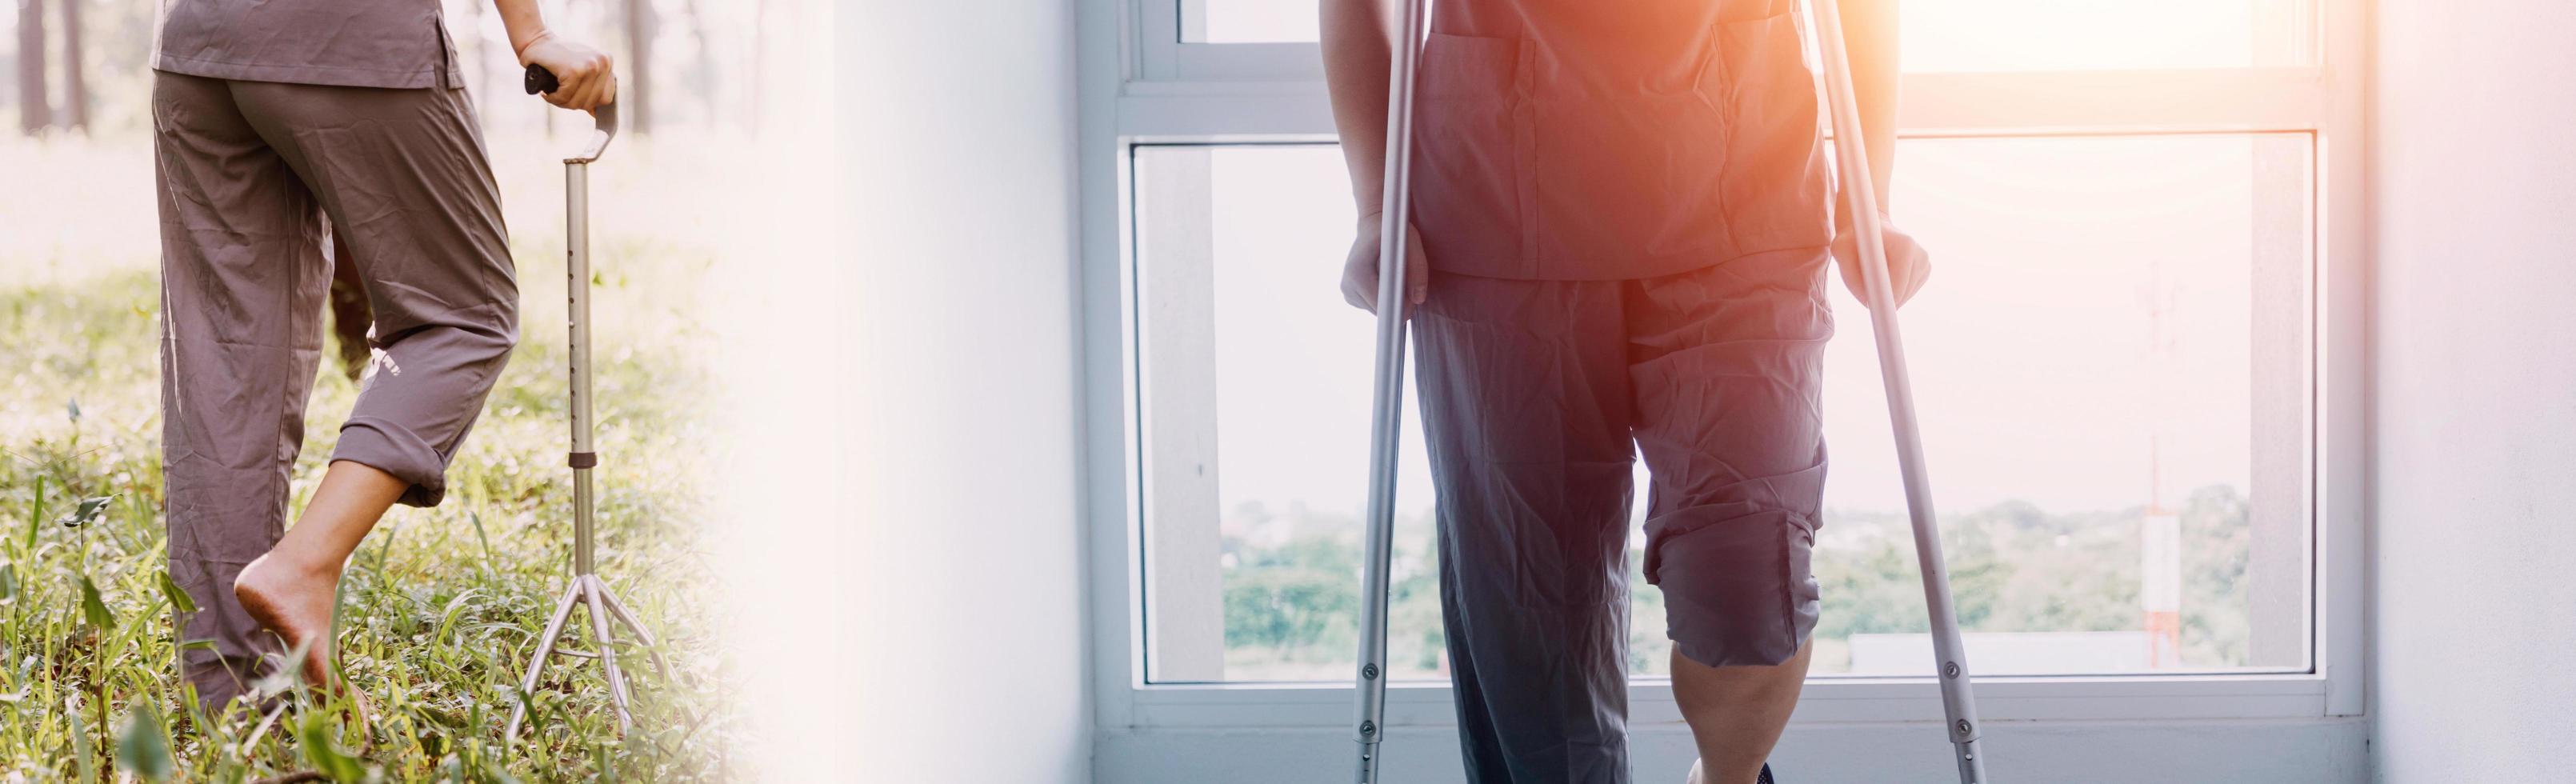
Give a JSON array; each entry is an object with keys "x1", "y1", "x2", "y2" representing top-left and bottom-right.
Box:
[
  {"x1": 154, "y1": 0, "x2": 466, "y2": 89},
  {"x1": 1407, "y1": 0, "x2": 1834, "y2": 280}
]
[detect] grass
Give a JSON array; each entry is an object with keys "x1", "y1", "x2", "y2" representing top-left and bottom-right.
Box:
[{"x1": 2, "y1": 132, "x2": 740, "y2": 782}]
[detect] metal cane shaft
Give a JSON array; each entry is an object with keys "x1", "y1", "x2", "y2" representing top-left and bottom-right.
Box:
[
  {"x1": 506, "y1": 69, "x2": 642, "y2": 742},
  {"x1": 1806, "y1": 0, "x2": 1986, "y2": 780},
  {"x1": 1354, "y1": 0, "x2": 1429, "y2": 780},
  {"x1": 567, "y1": 162, "x2": 598, "y2": 577}
]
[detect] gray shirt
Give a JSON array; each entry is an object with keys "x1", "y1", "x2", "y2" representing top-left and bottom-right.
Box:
[
  {"x1": 1408, "y1": 0, "x2": 1834, "y2": 280},
  {"x1": 154, "y1": 0, "x2": 466, "y2": 89}
]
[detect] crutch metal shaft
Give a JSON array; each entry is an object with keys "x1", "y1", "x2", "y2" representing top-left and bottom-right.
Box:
[
  {"x1": 1806, "y1": 1, "x2": 1988, "y2": 780},
  {"x1": 1352, "y1": 0, "x2": 1430, "y2": 779}
]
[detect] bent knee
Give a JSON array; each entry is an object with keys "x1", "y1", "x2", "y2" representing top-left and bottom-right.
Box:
[
  {"x1": 1648, "y1": 510, "x2": 1822, "y2": 670},
  {"x1": 457, "y1": 298, "x2": 522, "y2": 355}
]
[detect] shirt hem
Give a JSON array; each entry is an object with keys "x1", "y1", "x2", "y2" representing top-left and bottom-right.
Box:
[
  {"x1": 1436, "y1": 237, "x2": 1833, "y2": 282},
  {"x1": 154, "y1": 53, "x2": 462, "y2": 90}
]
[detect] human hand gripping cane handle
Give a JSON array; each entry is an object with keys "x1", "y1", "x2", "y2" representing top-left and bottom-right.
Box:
[
  {"x1": 1806, "y1": 0, "x2": 1990, "y2": 781},
  {"x1": 1350, "y1": 0, "x2": 1428, "y2": 779},
  {"x1": 524, "y1": 64, "x2": 620, "y2": 163}
]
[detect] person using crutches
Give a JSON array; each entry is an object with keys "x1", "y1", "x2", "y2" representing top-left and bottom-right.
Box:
[
  {"x1": 150, "y1": 0, "x2": 613, "y2": 715},
  {"x1": 1322, "y1": 1, "x2": 1927, "y2": 782}
]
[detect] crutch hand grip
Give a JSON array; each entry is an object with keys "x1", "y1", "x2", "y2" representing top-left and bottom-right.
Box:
[{"x1": 524, "y1": 64, "x2": 620, "y2": 163}]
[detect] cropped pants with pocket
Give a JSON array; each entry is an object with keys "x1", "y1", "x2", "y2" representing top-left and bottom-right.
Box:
[
  {"x1": 150, "y1": 71, "x2": 518, "y2": 710},
  {"x1": 1412, "y1": 247, "x2": 1832, "y2": 783}
]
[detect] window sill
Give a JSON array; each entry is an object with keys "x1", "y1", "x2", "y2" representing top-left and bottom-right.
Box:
[{"x1": 1118, "y1": 672, "x2": 2335, "y2": 729}]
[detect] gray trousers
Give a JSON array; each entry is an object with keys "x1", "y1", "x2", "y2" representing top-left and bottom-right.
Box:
[
  {"x1": 150, "y1": 71, "x2": 518, "y2": 710},
  {"x1": 1410, "y1": 248, "x2": 1833, "y2": 784}
]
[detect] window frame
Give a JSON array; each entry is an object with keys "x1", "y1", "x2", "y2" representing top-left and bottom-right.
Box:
[{"x1": 1078, "y1": 0, "x2": 2370, "y2": 734}]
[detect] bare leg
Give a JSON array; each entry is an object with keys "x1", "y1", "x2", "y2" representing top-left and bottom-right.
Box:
[
  {"x1": 1674, "y1": 640, "x2": 1814, "y2": 784},
  {"x1": 234, "y1": 460, "x2": 406, "y2": 690}
]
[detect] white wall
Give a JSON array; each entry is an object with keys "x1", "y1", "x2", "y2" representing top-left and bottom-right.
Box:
[
  {"x1": 717, "y1": 2, "x2": 1090, "y2": 782},
  {"x1": 842, "y1": 1, "x2": 1091, "y2": 781},
  {"x1": 2369, "y1": 2, "x2": 2576, "y2": 782}
]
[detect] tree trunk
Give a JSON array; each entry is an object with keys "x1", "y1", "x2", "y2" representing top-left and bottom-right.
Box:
[
  {"x1": 15, "y1": 0, "x2": 49, "y2": 134},
  {"x1": 625, "y1": 0, "x2": 652, "y2": 134},
  {"x1": 57, "y1": 0, "x2": 82, "y2": 132},
  {"x1": 682, "y1": 0, "x2": 715, "y2": 128}
]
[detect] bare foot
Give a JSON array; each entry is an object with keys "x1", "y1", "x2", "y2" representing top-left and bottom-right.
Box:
[{"x1": 234, "y1": 554, "x2": 343, "y2": 689}]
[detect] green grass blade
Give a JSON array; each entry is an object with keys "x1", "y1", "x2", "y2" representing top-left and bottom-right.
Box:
[
  {"x1": 116, "y1": 702, "x2": 175, "y2": 782},
  {"x1": 79, "y1": 574, "x2": 117, "y2": 630}
]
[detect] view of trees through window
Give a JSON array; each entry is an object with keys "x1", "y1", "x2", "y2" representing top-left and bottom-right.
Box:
[
  {"x1": 1136, "y1": 137, "x2": 2312, "y2": 683},
  {"x1": 1212, "y1": 481, "x2": 2262, "y2": 680}
]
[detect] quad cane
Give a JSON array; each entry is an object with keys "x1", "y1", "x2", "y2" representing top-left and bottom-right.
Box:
[
  {"x1": 1348, "y1": 0, "x2": 1428, "y2": 778},
  {"x1": 1806, "y1": 0, "x2": 1990, "y2": 780},
  {"x1": 505, "y1": 63, "x2": 671, "y2": 741}
]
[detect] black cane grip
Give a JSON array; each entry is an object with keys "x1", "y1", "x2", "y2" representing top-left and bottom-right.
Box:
[{"x1": 525, "y1": 64, "x2": 560, "y2": 95}]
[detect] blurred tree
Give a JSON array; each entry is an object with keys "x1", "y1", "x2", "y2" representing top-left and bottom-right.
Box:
[
  {"x1": 1223, "y1": 534, "x2": 1359, "y2": 650},
  {"x1": 1210, "y1": 490, "x2": 2261, "y2": 674},
  {"x1": 681, "y1": 0, "x2": 714, "y2": 126},
  {"x1": 58, "y1": 0, "x2": 82, "y2": 131},
  {"x1": 2179, "y1": 484, "x2": 2252, "y2": 666},
  {"x1": 16, "y1": 0, "x2": 48, "y2": 134},
  {"x1": 626, "y1": 0, "x2": 653, "y2": 134}
]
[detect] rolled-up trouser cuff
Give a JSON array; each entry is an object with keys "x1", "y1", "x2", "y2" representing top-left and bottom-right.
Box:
[
  {"x1": 1650, "y1": 507, "x2": 1822, "y2": 668},
  {"x1": 333, "y1": 415, "x2": 450, "y2": 507}
]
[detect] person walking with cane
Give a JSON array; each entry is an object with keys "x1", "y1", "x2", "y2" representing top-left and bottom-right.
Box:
[
  {"x1": 150, "y1": 0, "x2": 614, "y2": 714},
  {"x1": 1322, "y1": 0, "x2": 1929, "y2": 782}
]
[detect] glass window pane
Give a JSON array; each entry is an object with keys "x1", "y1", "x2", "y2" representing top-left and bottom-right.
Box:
[
  {"x1": 1135, "y1": 134, "x2": 2310, "y2": 684},
  {"x1": 1177, "y1": 0, "x2": 2317, "y2": 70},
  {"x1": 1134, "y1": 145, "x2": 1442, "y2": 683},
  {"x1": 1901, "y1": 0, "x2": 2315, "y2": 72},
  {"x1": 1801, "y1": 133, "x2": 2314, "y2": 676}
]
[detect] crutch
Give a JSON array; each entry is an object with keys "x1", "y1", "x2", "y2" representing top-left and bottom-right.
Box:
[
  {"x1": 1350, "y1": 0, "x2": 1430, "y2": 778},
  {"x1": 1806, "y1": 0, "x2": 1989, "y2": 780},
  {"x1": 505, "y1": 63, "x2": 672, "y2": 741}
]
